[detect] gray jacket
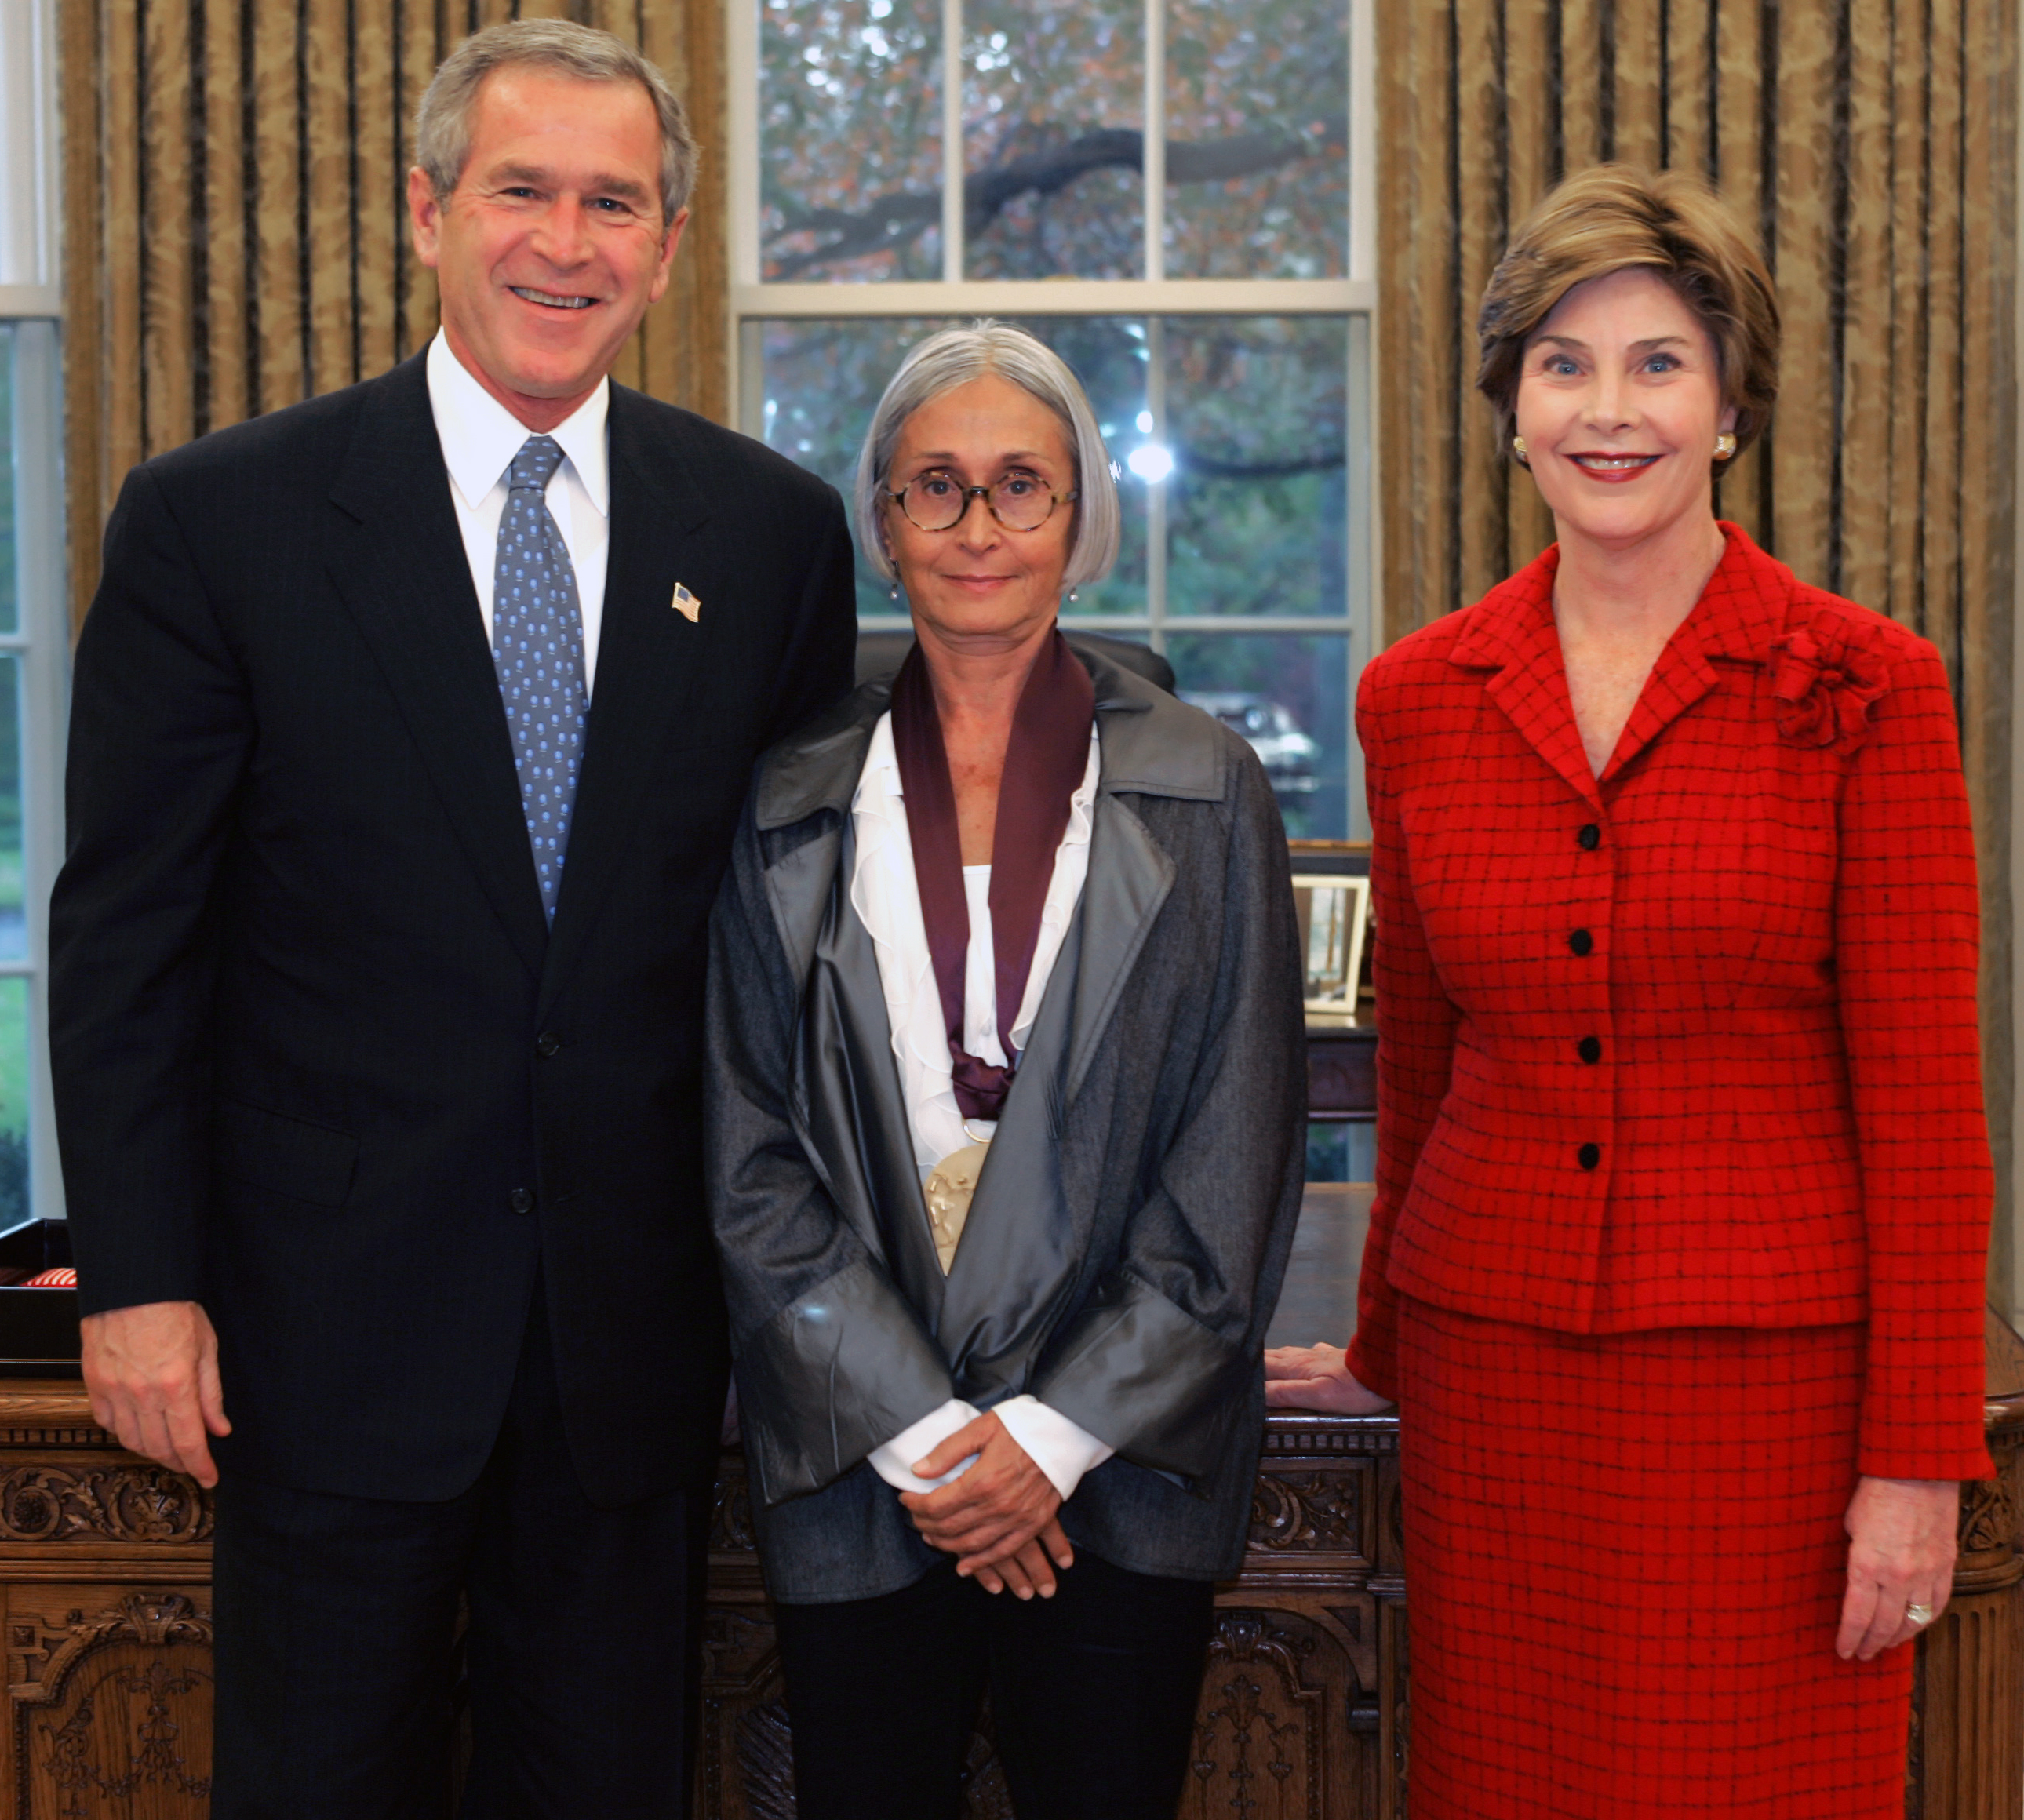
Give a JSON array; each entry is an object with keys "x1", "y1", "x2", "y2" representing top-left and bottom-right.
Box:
[{"x1": 704, "y1": 650, "x2": 1306, "y2": 1603}]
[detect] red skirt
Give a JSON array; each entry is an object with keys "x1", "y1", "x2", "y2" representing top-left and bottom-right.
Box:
[{"x1": 1396, "y1": 1296, "x2": 1912, "y2": 1819}]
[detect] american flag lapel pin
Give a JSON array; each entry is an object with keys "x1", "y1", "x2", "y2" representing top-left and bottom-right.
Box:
[{"x1": 671, "y1": 582, "x2": 701, "y2": 623}]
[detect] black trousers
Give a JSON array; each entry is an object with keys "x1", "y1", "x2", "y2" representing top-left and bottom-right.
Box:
[
  {"x1": 773, "y1": 1552, "x2": 1215, "y2": 1820},
  {"x1": 209, "y1": 1288, "x2": 710, "y2": 1819}
]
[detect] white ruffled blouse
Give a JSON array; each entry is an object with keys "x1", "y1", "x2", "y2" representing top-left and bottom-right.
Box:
[{"x1": 849, "y1": 709, "x2": 1114, "y2": 1502}]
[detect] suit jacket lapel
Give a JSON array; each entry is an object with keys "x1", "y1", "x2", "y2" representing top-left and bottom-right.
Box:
[
  {"x1": 1598, "y1": 623, "x2": 1720, "y2": 783},
  {"x1": 1062, "y1": 794, "x2": 1176, "y2": 1104},
  {"x1": 1602, "y1": 524, "x2": 1792, "y2": 782},
  {"x1": 537, "y1": 388, "x2": 712, "y2": 1016},
  {"x1": 1045, "y1": 661, "x2": 1214, "y2": 1105},
  {"x1": 759, "y1": 801, "x2": 947, "y2": 1328},
  {"x1": 1450, "y1": 552, "x2": 1602, "y2": 813},
  {"x1": 325, "y1": 356, "x2": 548, "y2": 979},
  {"x1": 814, "y1": 847, "x2": 948, "y2": 1327},
  {"x1": 1451, "y1": 530, "x2": 1788, "y2": 800}
]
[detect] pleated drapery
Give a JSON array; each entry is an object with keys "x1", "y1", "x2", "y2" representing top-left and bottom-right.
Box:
[
  {"x1": 58, "y1": 0, "x2": 729, "y2": 632},
  {"x1": 1374, "y1": 0, "x2": 2019, "y2": 1300}
]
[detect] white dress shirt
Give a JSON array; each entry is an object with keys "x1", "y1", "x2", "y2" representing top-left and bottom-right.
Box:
[
  {"x1": 849, "y1": 710, "x2": 1116, "y2": 1503},
  {"x1": 425, "y1": 329, "x2": 611, "y2": 693}
]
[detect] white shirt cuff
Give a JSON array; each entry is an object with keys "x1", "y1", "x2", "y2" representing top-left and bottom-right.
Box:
[
  {"x1": 867, "y1": 1398, "x2": 982, "y2": 1494},
  {"x1": 991, "y1": 1395, "x2": 1116, "y2": 1502}
]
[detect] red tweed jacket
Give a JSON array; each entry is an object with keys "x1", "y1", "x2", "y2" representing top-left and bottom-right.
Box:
[{"x1": 1345, "y1": 525, "x2": 1993, "y2": 1482}]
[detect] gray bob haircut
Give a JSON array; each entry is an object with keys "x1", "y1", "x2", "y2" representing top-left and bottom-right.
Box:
[
  {"x1": 416, "y1": 21, "x2": 697, "y2": 227},
  {"x1": 854, "y1": 322, "x2": 1122, "y2": 594}
]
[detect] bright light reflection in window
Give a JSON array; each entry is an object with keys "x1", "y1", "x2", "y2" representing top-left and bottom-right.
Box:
[{"x1": 1126, "y1": 442, "x2": 1174, "y2": 484}]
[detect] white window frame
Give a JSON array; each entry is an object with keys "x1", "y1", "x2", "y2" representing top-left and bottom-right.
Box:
[
  {"x1": 726, "y1": 0, "x2": 1379, "y2": 835},
  {"x1": 1, "y1": 0, "x2": 70, "y2": 1224}
]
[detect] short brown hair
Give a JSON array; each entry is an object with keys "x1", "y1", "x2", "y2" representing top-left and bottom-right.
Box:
[
  {"x1": 1476, "y1": 164, "x2": 1779, "y2": 470},
  {"x1": 417, "y1": 21, "x2": 696, "y2": 227}
]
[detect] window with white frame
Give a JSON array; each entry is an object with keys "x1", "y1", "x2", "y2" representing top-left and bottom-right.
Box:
[
  {"x1": 0, "y1": 0, "x2": 69, "y2": 1226},
  {"x1": 727, "y1": 0, "x2": 1376, "y2": 840}
]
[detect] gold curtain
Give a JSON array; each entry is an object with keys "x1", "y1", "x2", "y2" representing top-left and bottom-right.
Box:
[
  {"x1": 1376, "y1": 0, "x2": 2019, "y2": 1300},
  {"x1": 57, "y1": 0, "x2": 730, "y2": 632}
]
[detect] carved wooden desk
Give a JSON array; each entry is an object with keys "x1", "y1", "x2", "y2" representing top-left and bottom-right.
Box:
[{"x1": 0, "y1": 1323, "x2": 2017, "y2": 1818}]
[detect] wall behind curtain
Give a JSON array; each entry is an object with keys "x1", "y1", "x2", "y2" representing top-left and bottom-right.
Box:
[
  {"x1": 57, "y1": 0, "x2": 729, "y2": 632},
  {"x1": 1375, "y1": 0, "x2": 2020, "y2": 1303}
]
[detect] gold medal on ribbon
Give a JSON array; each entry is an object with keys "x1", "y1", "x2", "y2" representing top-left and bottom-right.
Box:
[{"x1": 924, "y1": 1124, "x2": 992, "y2": 1273}]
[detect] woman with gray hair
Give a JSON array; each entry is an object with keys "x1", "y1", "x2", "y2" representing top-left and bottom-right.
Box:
[{"x1": 706, "y1": 322, "x2": 1306, "y2": 1818}]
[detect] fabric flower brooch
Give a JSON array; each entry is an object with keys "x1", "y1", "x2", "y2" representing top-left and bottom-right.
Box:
[{"x1": 1767, "y1": 616, "x2": 1888, "y2": 748}]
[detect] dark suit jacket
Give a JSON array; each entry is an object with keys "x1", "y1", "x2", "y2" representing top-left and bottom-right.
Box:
[{"x1": 49, "y1": 351, "x2": 856, "y2": 1505}]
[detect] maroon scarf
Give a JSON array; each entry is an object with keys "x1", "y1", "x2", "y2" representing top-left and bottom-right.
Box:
[{"x1": 889, "y1": 631, "x2": 1096, "y2": 1120}]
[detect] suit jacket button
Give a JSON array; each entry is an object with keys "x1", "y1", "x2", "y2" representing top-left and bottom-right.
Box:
[
  {"x1": 1578, "y1": 1036, "x2": 1602, "y2": 1064},
  {"x1": 536, "y1": 1032, "x2": 561, "y2": 1057},
  {"x1": 1578, "y1": 823, "x2": 1601, "y2": 850},
  {"x1": 1577, "y1": 1142, "x2": 1600, "y2": 1170},
  {"x1": 1568, "y1": 928, "x2": 1594, "y2": 956},
  {"x1": 509, "y1": 1188, "x2": 534, "y2": 1214}
]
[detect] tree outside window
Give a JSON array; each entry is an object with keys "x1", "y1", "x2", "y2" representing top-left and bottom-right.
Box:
[{"x1": 731, "y1": 0, "x2": 1376, "y2": 843}]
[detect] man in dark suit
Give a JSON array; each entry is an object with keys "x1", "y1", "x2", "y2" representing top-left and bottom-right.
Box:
[{"x1": 48, "y1": 20, "x2": 854, "y2": 1815}]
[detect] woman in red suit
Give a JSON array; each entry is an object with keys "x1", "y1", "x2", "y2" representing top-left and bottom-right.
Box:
[{"x1": 1266, "y1": 165, "x2": 1993, "y2": 1818}]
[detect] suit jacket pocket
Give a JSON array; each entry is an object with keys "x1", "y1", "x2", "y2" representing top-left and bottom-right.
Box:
[{"x1": 215, "y1": 1099, "x2": 359, "y2": 1208}]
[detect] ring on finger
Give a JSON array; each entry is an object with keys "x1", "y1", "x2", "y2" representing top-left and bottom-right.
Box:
[{"x1": 1905, "y1": 1602, "x2": 1935, "y2": 1628}]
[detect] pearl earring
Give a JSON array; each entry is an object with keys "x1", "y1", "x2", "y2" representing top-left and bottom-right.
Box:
[
  {"x1": 1714, "y1": 432, "x2": 1738, "y2": 460},
  {"x1": 1067, "y1": 589, "x2": 1079, "y2": 602},
  {"x1": 1512, "y1": 435, "x2": 1530, "y2": 467},
  {"x1": 889, "y1": 580, "x2": 900, "y2": 601}
]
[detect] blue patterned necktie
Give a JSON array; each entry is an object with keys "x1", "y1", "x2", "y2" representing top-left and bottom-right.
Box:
[{"x1": 492, "y1": 435, "x2": 587, "y2": 922}]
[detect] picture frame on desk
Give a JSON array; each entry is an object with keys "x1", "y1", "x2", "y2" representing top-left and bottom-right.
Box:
[{"x1": 1291, "y1": 873, "x2": 1371, "y2": 1015}]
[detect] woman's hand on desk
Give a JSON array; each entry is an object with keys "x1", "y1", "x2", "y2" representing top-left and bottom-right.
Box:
[
  {"x1": 1264, "y1": 1342, "x2": 1395, "y2": 1416},
  {"x1": 900, "y1": 1410, "x2": 1076, "y2": 1600}
]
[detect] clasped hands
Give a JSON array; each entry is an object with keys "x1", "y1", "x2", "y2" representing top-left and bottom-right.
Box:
[
  {"x1": 1263, "y1": 1340, "x2": 1961, "y2": 1662},
  {"x1": 900, "y1": 1410, "x2": 1073, "y2": 1601}
]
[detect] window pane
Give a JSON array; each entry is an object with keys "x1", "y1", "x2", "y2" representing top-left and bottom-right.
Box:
[
  {"x1": 752, "y1": 317, "x2": 943, "y2": 613},
  {"x1": 0, "y1": 977, "x2": 25, "y2": 1226},
  {"x1": 0, "y1": 325, "x2": 16, "y2": 634},
  {"x1": 1162, "y1": 315, "x2": 1349, "y2": 618},
  {"x1": 761, "y1": 0, "x2": 944, "y2": 282},
  {"x1": 1028, "y1": 317, "x2": 1145, "y2": 618},
  {"x1": 1307, "y1": 1122, "x2": 1374, "y2": 1182},
  {"x1": 1168, "y1": 632, "x2": 1350, "y2": 839},
  {"x1": 0, "y1": 0, "x2": 55, "y2": 290},
  {"x1": 749, "y1": 315, "x2": 1150, "y2": 620},
  {"x1": 964, "y1": 0, "x2": 1144, "y2": 279},
  {"x1": 1165, "y1": 0, "x2": 1349, "y2": 278},
  {"x1": 0, "y1": 656, "x2": 22, "y2": 963}
]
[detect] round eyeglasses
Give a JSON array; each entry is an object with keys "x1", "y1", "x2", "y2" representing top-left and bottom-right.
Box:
[{"x1": 883, "y1": 470, "x2": 1079, "y2": 533}]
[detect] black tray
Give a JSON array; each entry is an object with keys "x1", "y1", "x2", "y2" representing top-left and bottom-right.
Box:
[{"x1": 0, "y1": 1218, "x2": 81, "y2": 1377}]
